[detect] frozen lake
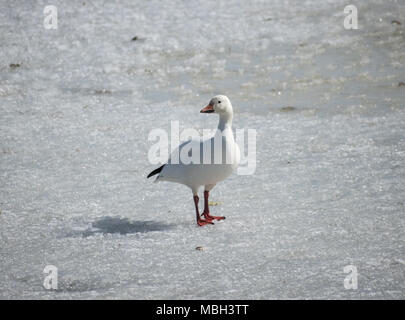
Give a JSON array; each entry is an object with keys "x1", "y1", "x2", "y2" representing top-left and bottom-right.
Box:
[{"x1": 0, "y1": 0, "x2": 404, "y2": 299}]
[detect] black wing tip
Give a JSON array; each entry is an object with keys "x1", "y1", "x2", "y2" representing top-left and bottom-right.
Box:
[{"x1": 147, "y1": 164, "x2": 165, "y2": 179}]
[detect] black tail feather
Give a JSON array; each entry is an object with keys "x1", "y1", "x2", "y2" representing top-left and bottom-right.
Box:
[{"x1": 147, "y1": 165, "x2": 165, "y2": 178}]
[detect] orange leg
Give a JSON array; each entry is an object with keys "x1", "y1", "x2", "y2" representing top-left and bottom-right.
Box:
[
  {"x1": 194, "y1": 195, "x2": 214, "y2": 226},
  {"x1": 201, "y1": 190, "x2": 225, "y2": 221}
]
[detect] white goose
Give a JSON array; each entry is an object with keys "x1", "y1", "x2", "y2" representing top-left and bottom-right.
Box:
[{"x1": 147, "y1": 95, "x2": 240, "y2": 226}]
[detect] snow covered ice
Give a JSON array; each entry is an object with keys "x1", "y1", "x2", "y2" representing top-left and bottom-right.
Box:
[{"x1": 0, "y1": 0, "x2": 404, "y2": 299}]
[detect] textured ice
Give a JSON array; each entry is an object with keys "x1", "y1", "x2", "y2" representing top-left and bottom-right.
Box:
[{"x1": 0, "y1": 0, "x2": 404, "y2": 299}]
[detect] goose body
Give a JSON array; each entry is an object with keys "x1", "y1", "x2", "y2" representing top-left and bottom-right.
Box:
[
  {"x1": 147, "y1": 95, "x2": 240, "y2": 226},
  {"x1": 157, "y1": 128, "x2": 240, "y2": 192}
]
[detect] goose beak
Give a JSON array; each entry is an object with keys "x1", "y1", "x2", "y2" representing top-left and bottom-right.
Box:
[{"x1": 200, "y1": 104, "x2": 214, "y2": 113}]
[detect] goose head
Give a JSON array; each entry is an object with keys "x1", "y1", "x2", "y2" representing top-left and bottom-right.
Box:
[{"x1": 200, "y1": 95, "x2": 233, "y2": 117}]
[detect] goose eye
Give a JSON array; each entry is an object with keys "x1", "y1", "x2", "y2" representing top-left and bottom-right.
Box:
[{"x1": 218, "y1": 101, "x2": 221, "y2": 104}]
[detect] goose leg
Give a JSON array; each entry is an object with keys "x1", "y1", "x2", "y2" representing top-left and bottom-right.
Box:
[
  {"x1": 194, "y1": 195, "x2": 214, "y2": 226},
  {"x1": 201, "y1": 190, "x2": 226, "y2": 221}
]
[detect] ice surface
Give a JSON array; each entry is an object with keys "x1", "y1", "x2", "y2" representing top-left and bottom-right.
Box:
[{"x1": 0, "y1": 0, "x2": 404, "y2": 299}]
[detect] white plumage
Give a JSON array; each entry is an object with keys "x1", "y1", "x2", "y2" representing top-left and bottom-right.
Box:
[{"x1": 147, "y1": 95, "x2": 240, "y2": 226}]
